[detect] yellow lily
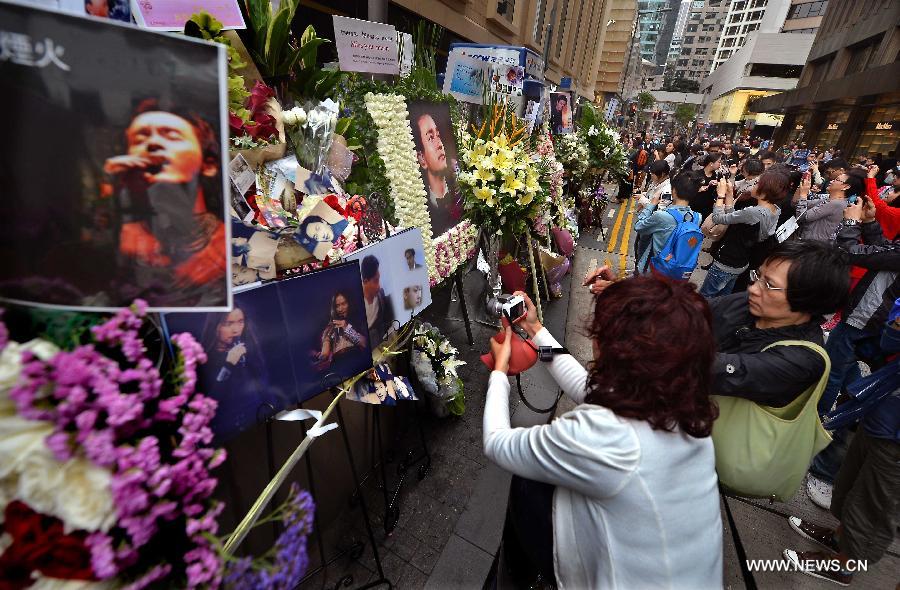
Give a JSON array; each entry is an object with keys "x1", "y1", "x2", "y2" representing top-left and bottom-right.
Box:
[
  {"x1": 474, "y1": 185, "x2": 495, "y2": 202},
  {"x1": 502, "y1": 174, "x2": 525, "y2": 197},
  {"x1": 518, "y1": 191, "x2": 535, "y2": 206},
  {"x1": 475, "y1": 167, "x2": 495, "y2": 183}
]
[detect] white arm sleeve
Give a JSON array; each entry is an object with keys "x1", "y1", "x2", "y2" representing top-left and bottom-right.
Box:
[
  {"x1": 483, "y1": 371, "x2": 640, "y2": 498},
  {"x1": 532, "y1": 328, "x2": 590, "y2": 404}
]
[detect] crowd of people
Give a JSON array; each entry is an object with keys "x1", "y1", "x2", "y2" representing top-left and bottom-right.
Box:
[{"x1": 482, "y1": 130, "x2": 900, "y2": 588}]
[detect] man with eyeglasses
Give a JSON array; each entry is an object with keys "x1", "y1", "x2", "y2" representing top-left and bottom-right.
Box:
[{"x1": 706, "y1": 240, "x2": 850, "y2": 406}]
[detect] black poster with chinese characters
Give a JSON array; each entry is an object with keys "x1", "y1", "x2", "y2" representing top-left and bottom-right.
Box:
[{"x1": 0, "y1": 2, "x2": 231, "y2": 312}]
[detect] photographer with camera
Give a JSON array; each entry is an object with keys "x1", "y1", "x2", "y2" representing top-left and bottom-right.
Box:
[
  {"x1": 698, "y1": 170, "x2": 786, "y2": 298},
  {"x1": 483, "y1": 284, "x2": 723, "y2": 589}
]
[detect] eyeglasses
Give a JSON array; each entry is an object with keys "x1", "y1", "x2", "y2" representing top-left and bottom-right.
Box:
[{"x1": 750, "y1": 269, "x2": 784, "y2": 291}]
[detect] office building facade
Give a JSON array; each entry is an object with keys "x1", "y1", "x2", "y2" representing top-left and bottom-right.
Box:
[{"x1": 751, "y1": 0, "x2": 900, "y2": 156}]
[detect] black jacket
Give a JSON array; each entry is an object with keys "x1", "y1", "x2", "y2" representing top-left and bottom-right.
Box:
[
  {"x1": 709, "y1": 292, "x2": 826, "y2": 407},
  {"x1": 835, "y1": 220, "x2": 900, "y2": 332}
]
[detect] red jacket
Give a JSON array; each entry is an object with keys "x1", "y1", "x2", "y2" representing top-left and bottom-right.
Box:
[{"x1": 866, "y1": 177, "x2": 900, "y2": 240}]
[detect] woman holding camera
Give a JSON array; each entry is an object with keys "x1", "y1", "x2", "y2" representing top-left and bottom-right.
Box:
[
  {"x1": 484, "y1": 282, "x2": 723, "y2": 589},
  {"x1": 699, "y1": 170, "x2": 788, "y2": 298}
]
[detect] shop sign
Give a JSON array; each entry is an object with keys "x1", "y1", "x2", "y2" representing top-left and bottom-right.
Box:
[
  {"x1": 795, "y1": 124, "x2": 804, "y2": 130},
  {"x1": 876, "y1": 122, "x2": 894, "y2": 130},
  {"x1": 827, "y1": 123, "x2": 840, "y2": 130}
]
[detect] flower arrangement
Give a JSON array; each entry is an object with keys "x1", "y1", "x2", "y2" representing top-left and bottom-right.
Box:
[
  {"x1": 411, "y1": 324, "x2": 465, "y2": 416},
  {"x1": 457, "y1": 103, "x2": 548, "y2": 238},
  {"x1": 553, "y1": 132, "x2": 590, "y2": 182},
  {"x1": 363, "y1": 92, "x2": 438, "y2": 281},
  {"x1": 0, "y1": 302, "x2": 225, "y2": 588},
  {"x1": 535, "y1": 133, "x2": 565, "y2": 240},
  {"x1": 230, "y1": 81, "x2": 281, "y2": 150},
  {"x1": 578, "y1": 103, "x2": 628, "y2": 179},
  {"x1": 0, "y1": 304, "x2": 317, "y2": 589},
  {"x1": 221, "y1": 483, "x2": 314, "y2": 589},
  {"x1": 431, "y1": 221, "x2": 478, "y2": 286}
]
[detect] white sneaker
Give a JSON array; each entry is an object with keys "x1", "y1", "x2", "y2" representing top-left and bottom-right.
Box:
[{"x1": 806, "y1": 475, "x2": 833, "y2": 510}]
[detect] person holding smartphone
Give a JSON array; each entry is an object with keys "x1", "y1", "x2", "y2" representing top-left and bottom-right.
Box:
[
  {"x1": 699, "y1": 170, "x2": 786, "y2": 298},
  {"x1": 795, "y1": 170, "x2": 865, "y2": 242}
]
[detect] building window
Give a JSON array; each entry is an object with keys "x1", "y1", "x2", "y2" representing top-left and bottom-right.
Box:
[
  {"x1": 726, "y1": 26, "x2": 738, "y2": 35},
  {"x1": 532, "y1": 0, "x2": 548, "y2": 45},
  {"x1": 687, "y1": 24, "x2": 698, "y2": 32},
  {"x1": 786, "y1": 1, "x2": 829, "y2": 20},
  {"x1": 784, "y1": 27, "x2": 817, "y2": 34},
  {"x1": 748, "y1": 62, "x2": 804, "y2": 77},
  {"x1": 845, "y1": 35, "x2": 884, "y2": 75},
  {"x1": 554, "y1": 0, "x2": 569, "y2": 59},
  {"x1": 684, "y1": 36, "x2": 695, "y2": 44}
]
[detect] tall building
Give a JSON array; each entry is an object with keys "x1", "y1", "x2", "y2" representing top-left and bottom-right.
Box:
[
  {"x1": 710, "y1": 0, "x2": 828, "y2": 72},
  {"x1": 637, "y1": 0, "x2": 670, "y2": 64},
  {"x1": 698, "y1": 0, "x2": 828, "y2": 138},
  {"x1": 675, "y1": 0, "x2": 730, "y2": 82},
  {"x1": 752, "y1": 0, "x2": 900, "y2": 156},
  {"x1": 596, "y1": 0, "x2": 639, "y2": 98},
  {"x1": 663, "y1": 0, "x2": 691, "y2": 79},
  {"x1": 378, "y1": 0, "x2": 621, "y2": 99}
]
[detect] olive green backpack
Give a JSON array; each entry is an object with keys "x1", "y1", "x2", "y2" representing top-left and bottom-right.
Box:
[{"x1": 711, "y1": 340, "x2": 832, "y2": 502}]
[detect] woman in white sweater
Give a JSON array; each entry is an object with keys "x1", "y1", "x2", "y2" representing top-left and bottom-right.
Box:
[{"x1": 484, "y1": 278, "x2": 723, "y2": 589}]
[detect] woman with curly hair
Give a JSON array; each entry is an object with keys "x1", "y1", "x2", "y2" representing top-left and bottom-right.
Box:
[{"x1": 484, "y1": 278, "x2": 722, "y2": 589}]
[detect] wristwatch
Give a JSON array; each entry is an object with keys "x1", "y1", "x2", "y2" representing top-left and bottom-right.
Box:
[
  {"x1": 843, "y1": 219, "x2": 859, "y2": 226},
  {"x1": 537, "y1": 345, "x2": 570, "y2": 362}
]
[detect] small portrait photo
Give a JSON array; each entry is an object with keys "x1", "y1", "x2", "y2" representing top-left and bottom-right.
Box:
[
  {"x1": 403, "y1": 285, "x2": 424, "y2": 310},
  {"x1": 347, "y1": 363, "x2": 418, "y2": 406},
  {"x1": 84, "y1": 0, "x2": 131, "y2": 21},
  {"x1": 407, "y1": 100, "x2": 463, "y2": 237},
  {"x1": 345, "y1": 228, "x2": 432, "y2": 348},
  {"x1": 550, "y1": 91, "x2": 574, "y2": 135},
  {"x1": 404, "y1": 247, "x2": 424, "y2": 270},
  {"x1": 281, "y1": 263, "x2": 374, "y2": 400},
  {"x1": 293, "y1": 199, "x2": 349, "y2": 261},
  {"x1": 231, "y1": 219, "x2": 278, "y2": 285},
  {"x1": 0, "y1": 4, "x2": 229, "y2": 311},
  {"x1": 163, "y1": 284, "x2": 296, "y2": 442}
]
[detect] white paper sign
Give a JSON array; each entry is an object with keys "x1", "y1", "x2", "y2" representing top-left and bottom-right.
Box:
[
  {"x1": 399, "y1": 32, "x2": 413, "y2": 77},
  {"x1": 454, "y1": 46, "x2": 520, "y2": 67},
  {"x1": 333, "y1": 15, "x2": 399, "y2": 75},
  {"x1": 443, "y1": 53, "x2": 489, "y2": 105}
]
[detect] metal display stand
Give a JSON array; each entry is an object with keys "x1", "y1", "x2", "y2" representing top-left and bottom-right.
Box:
[
  {"x1": 351, "y1": 320, "x2": 433, "y2": 536},
  {"x1": 292, "y1": 385, "x2": 393, "y2": 590}
]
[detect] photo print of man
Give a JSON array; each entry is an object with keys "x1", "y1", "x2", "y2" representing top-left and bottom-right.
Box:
[
  {"x1": 550, "y1": 91, "x2": 574, "y2": 134},
  {"x1": 407, "y1": 100, "x2": 463, "y2": 237},
  {"x1": 360, "y1": 255, "x2": 395, "y2": 346},
  {"x1": 345, "y1": 228, "x2": 431, "y2": 348},
  {"x1": 0, "y1": 3, "x2": 229, "y2": 310}
]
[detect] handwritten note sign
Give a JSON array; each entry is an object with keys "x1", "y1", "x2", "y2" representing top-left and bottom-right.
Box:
[
  {"x1": 333, "y1": 15, "x2": 399, "y2": 75},
  {"x1": 130, "y1": 0, "x2": 245, "y2": 30}
]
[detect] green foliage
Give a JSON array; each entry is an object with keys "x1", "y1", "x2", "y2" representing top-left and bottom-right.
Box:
[
  {"x1": 674, "y1": 103, "x2": 697, "y2": 128},
  {"x1": 637, "y1": 91, "x2": 656, "y2": 111},
  {"x1": 447, "y1": 379, "x2": 465, "y2": 416},
  {"x1": 663, "y1": 77, "x2": 700, "y2": 93},
  {"x1": 243, "y1": 0, "x2": 302, "y2": 79},
  {"x1": 287, "y1": 25, "x2": 345, "y2": 101},
  {"x1": 184, "y1": 12, "x2": 250, "y2": 119}
]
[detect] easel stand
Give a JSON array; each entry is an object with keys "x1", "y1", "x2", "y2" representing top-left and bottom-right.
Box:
[
  {"x1": 353, "y1": 320, "x2": 433, "y2": 536},
  {"x1": 293, "y1": 389, "x2": 393, "y2": 590},
  {"x1": 443, "y1": 267, "x2": 475, "y2": 346}
]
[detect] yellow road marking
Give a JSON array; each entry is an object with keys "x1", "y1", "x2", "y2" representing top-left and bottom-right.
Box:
[
  {"x1": 606, "y1": 200, "x2": 628, "y2": 252},
  {"x1": 619, "y1": 202, "x2": 636, "y2": 256},
  {"x1": 618, "y1": 253, "x2": 627, "y2": 277}
]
